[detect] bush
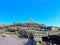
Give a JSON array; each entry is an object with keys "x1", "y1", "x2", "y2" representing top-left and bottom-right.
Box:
[
  {"x1": 7, "y1": 29, "x2": 15, "y2": 32},
  {"x1": 39, "y1": 41, "x2": 41, "y2": 43},
  {"x1": 18, "y1": 30, "x2": 28, "y2": 38}
]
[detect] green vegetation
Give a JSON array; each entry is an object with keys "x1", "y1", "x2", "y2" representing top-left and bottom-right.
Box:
[
  {"x1": 55, "y1": 34, "x2": 60, "y2": 36},
  {"x1": 4, "y1": 32, "x2": 16, "y2": 35},
  {"x1": 36, "y1": 41, "x2": 43, "y2": 45},
  {"x1": 0, "y1": 30, "x2": 18, "y2": 35},
  {"x1": 0, "y1": 32, "x2": 4, "y2": 34},
  {"x1": 18, "y1": 30, "x2": 28, "y2": 38}
]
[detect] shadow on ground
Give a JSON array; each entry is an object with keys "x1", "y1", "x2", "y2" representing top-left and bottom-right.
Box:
[{"x1": 24, "y1": 39, "x2": 36, "y2": 45}]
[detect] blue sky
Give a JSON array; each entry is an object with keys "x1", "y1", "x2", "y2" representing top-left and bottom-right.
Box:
[{"x1": 0, "y1": 0, "x2": 60, "y2": 26}]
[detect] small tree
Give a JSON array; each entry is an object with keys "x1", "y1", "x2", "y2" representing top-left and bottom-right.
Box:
[
  {"x1": 7, "y1": 28, "x2": 15, "y2": 32},
  {"x1": 18, "y1": 30, "x2": 28, "y2": 38}
]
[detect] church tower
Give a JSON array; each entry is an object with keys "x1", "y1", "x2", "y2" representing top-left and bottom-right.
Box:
[{"x1": 30, "y1": 18, "x2": 33, "y2": 23}]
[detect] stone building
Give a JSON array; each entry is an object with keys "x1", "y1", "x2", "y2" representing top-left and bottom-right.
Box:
[{"x1": 0, "y1": 24, "x2": 6, "y2": 32}]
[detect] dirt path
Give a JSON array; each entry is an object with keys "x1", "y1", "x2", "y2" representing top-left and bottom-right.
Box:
[{"x1": 0, "y1": 35, "x2": 28, "y2": 45}]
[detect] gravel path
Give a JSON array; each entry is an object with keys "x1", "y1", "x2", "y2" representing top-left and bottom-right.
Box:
[{"x1": 0, "y1": 34, "x2": 28, "y2": 45}]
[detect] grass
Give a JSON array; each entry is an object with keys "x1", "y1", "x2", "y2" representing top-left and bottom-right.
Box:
[
  {"x1": 4, "y1": 32, "x2": 16, "y2": 35},
  {"x1": 0, "y1": 31, "x2": 19, "y2": 36},
  {"x1": 34, "y1": 31, "x2": 46, "y2": 35},
  {"x1": 36, "y1": 41, "x2": 43, "y2": 45},
  {"x1": 55, "y1": 34, "x2": 60, "y2": 36}
]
